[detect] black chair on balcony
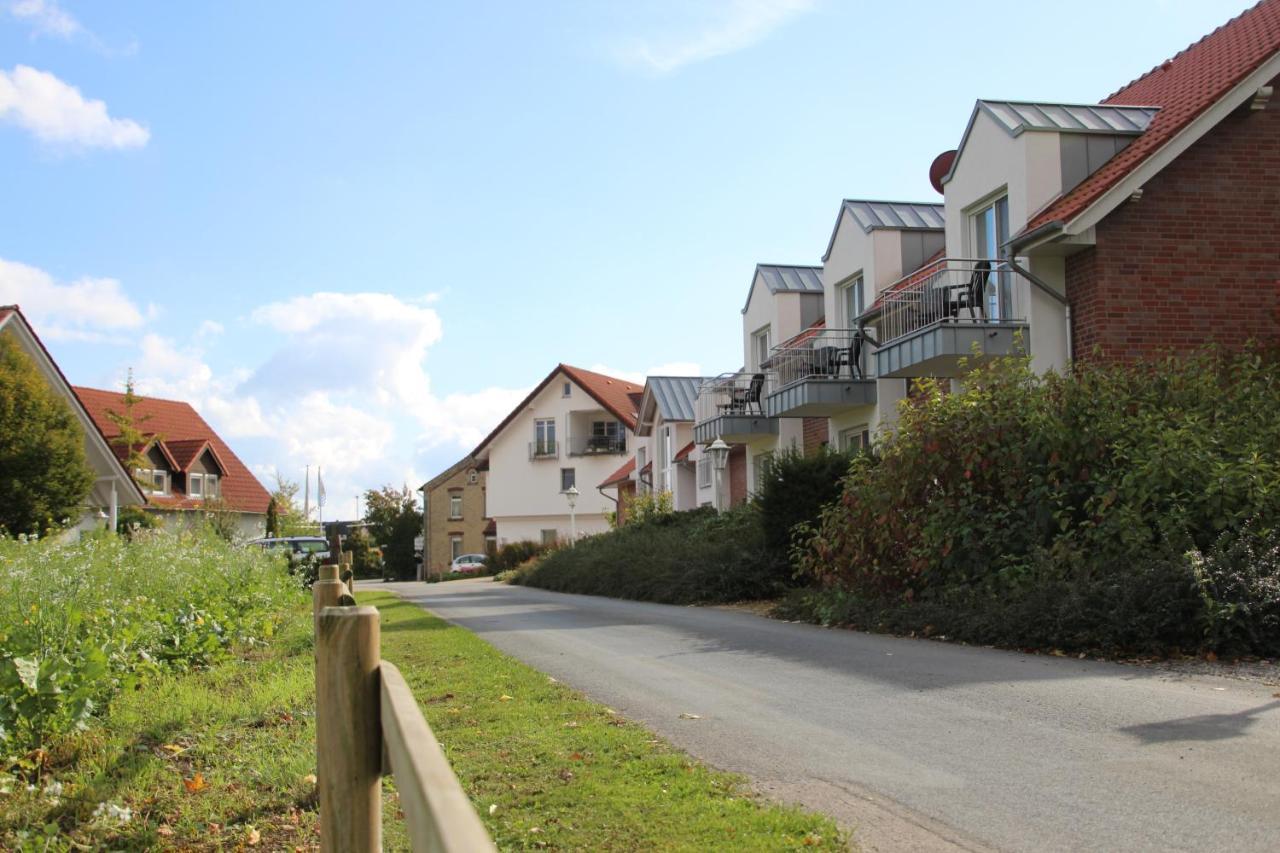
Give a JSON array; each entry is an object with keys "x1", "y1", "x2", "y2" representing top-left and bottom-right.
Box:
[
  {"x1": 810, "y1": 346, "x2": 839, "y2": 378},
  {"x1": 743, "y1": 373, "x2": 765, "y2": 415},
  {"x1": 843, "y1": 328, "x2": 877, "y2": 380},
  {"x1": 962, "y1": 260, "x2": 992, "y2": 321}
]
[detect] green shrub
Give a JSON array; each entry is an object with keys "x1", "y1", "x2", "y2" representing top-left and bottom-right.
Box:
[
  {"x1": 793, "y1": 346, "x2": 1280, "y2": 655},
  {"x1": 756, "y1": 447, "x2": 858, "y2": 565},
  {"x1": 489, "y1": 540, "x2": 550, "y2": 574},
  {"x1": 1195, "y1": 519, "x2": 1280, "y2": 656},
  {"x1": 0, "y1": 529, "x2": 302, "y2": 764},
  {"x1": 515, "y1": 505, "x2": 788, "y2": 604}
]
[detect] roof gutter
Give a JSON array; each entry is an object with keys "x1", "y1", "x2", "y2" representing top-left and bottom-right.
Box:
[{"x1": 1007, "y1": 219, "x2": 1064, "y2": 254}]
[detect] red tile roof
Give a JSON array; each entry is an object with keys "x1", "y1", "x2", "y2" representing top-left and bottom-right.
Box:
[
  {"x1": 673, "y1": 441, "x2": 696, "y2": 463},
  {"x1": 73, "y1": 386, "x2": 271, "y2": 514},
  {"x1": 473, "y1": 364, "x2": 641, "y2": 457},
  {"x1": 1023, "y1": 0, "x2": 1280, "y2": 235},
  {"x1": 598, "y1": 456, "x2": 637, "y2": 489}
]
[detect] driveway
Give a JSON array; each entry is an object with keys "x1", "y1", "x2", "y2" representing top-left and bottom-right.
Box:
[{"x1": 373, "y1": 578, "x2": 1280, "y2": 852}]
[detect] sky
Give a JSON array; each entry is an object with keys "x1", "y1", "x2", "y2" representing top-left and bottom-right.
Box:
[{"x1": 0, "y1": 0, "x2": 1257, "y2": 519}]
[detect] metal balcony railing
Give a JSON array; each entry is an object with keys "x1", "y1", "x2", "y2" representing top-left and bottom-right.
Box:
[
  {"x1": 877, "y1": 258, "x2": 1028, "y2": 345},
  {"x1": 694, "y1": 372, "x2": 774, "y2": 424},
  {"x1": 528, "y1": 440, "x2": 558, "y2": 460},
  {"x1": 567, "y1": 434, "x2": 627, "y2": 456},
  {"x1": 769, "y1": 328, "x2": 875, "y2": 389}
]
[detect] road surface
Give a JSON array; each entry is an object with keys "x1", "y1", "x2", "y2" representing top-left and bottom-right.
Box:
[{"x1": 374, "y1": 578, "x2": 1280, "y2": 852}]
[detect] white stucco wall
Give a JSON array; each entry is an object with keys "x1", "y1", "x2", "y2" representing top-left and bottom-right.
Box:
[
  {"x1": 484, "y1": 372, "x2": 636, "y2": 539},
  {"x1": 497, "y1": 513, "x2": 611, "y2": 546}
]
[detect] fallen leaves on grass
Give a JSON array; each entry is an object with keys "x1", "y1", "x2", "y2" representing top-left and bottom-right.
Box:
[
  {"x1": 246, "y1": 826, "x2": 261, "y2": 845},
  {"x1": 182, "y1": 773, "x2": 207, "y2": 793},
  {"x1": 499, "y1": 695, "x2": 514, "y2": 702}
]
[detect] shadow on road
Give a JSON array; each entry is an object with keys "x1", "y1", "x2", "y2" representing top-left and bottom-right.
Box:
[{"x1": 1120, "y1": 700, "x2": 1280, "y2": 744}]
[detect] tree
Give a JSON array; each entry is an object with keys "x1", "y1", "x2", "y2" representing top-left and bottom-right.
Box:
[
  {"x1": 270, "y1": 474, "x2": 315, "y2": 536},
  {"x1": 362, "y1": 485, "x2": 422, "y2": 581},
  {"x1": 265, "y1": 497, "x2": 280, "y2": 537},
  {"x1": 0, "y1": 334, "x2": 96, "y2": 535},
  {"x1": 104, "y1": 369, "x2": 158, "y2": 489}
]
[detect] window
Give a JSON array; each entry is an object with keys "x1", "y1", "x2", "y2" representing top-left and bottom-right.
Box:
[
  {"x1": 449, "y1": 494, "x2": 463, "y2": 519},
  {"x1": 534, "y1": 418, "x2": 556, "y2": 456},
  {"x1": 839, "y1": 275, "x2": 865, "y2": 328},
  {"x1": 205, "y1": 473, "x2": 219, "y2": 499},
  {"x1": 839, "y1": 425, "x2": 871, "y2": 452},
  {"x1": 562, "y1": 381, "x2": 572, "y2": 398},
  {"x1": 751, "y1": 451, "x2": 774, "y2": 494},
  {"x1": 697, "y1": 457, "x2": 711, "y2": 488},
  {"x1": 560, "y1": 468, "x2": 576, "y2": 492},
  {"x1": 466, "y1": 468, "x2": 479, "y2": 484},
  {"x1": 661, "y1": 426, "x2": 672, "y2": 464},
  {"x1": 189, "y1": 472, "x2": 204, "y2": 498},
  {"x1": 588, "y1": 420, "x2": 623, "y2": 452},
  {"x1": 636, "y1": 447, "x2": 648, "y2": 494},
  {"x1": 136, "y1": 468, "x2": 170, "y2": 496},
  {"x1": 751, "y1": 326, "x2": 772, "y2": 371},
  {"x1": 972, "y1": 196, "x2": 1011, "y2": 319},
  {"x1": 540, "y1": 529, "x2": 558, "y2": 546},
  {"x1": 450, "y1": 536, "x2": 463, "y2": 560}
]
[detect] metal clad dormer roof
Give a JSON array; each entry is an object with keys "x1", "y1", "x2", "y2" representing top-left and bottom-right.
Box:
[
  {"x1": 743, "y1": 264, "x2": 823, "y2": 313},
  {"x1": 646, "y1": 376, "x2": 707, "y2": 423},
  {"x1": 821, "y1": 200, "x2": 944, "y2": 262},
  {"x1": 979, "y1": 100, "x2": 1160, "y2": 137}
]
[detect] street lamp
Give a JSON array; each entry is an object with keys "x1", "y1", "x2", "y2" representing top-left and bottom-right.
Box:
[
  {"x1": 564, "y1": 485, "x2": 579, "y2": 544},
  {"x1": 706, "y1": 438, "x2": 730, "y2": 512}
]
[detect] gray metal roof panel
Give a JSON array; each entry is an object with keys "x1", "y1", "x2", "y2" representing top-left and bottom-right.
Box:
[
  {"x1": 978, "y1": 100, "x2": 1159, "y2": 137},
  {"x1": 756, "y1": 264, "x2": 824, "y2": 295},
  {"x1": 842, "y1": 200, "x2": 945, "y2": 233},
  {"x1": 646, "y1": 376, "x2": 707, "y2": 422}
]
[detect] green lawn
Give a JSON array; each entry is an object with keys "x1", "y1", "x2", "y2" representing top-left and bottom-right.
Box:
[{"x1": 1, "y1": 589, "x2": 846, "y2": 851}]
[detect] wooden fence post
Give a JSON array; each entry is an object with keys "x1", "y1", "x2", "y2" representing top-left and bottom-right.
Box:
[
  {"x1": 316, "y1": 605, "x2": 382, "y2": 852},
  {"x1": 313, "y1": 563, "x2": 346, "y2": 627}
]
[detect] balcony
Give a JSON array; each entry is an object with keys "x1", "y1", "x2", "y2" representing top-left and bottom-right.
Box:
[
  {"x1": 693, "y1": 372, "x2": 778, "y2": 445},
  {"x1": 567, "y1": 434, "x2": 627, "y2": 456},
  {"x1": 528, "y1": 440, "x2": 558, "y2": 460},
  {"x1": 873, "y1": 258, "x2": 1029, "y2": 378},
  {"x1": 764, "y1": 329, "x2": 877, "y2": 418}
]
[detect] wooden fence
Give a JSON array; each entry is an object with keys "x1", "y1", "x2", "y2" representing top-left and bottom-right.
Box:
[{"x1": 313, "y1": 564, "x2": 497, "y2": 852}]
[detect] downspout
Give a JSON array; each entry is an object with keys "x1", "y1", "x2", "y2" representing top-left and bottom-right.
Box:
[{"x1": 1006, "y1": 257, "x2": 1072, "y2": 367}]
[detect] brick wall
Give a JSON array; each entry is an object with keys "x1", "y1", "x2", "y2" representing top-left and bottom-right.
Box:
[
  {"x1": 426, "y1": 460, "x2": 488, "y2": 574},
  {"x1": 728, "y1": 445, "x2": 747, "y2": 507},
  {"x1": 801, "y1": 417, "x2": 828, "y2": 456},
  {"x1": 1066, "y1": 82, "x2": 1280, "y2": 361}
]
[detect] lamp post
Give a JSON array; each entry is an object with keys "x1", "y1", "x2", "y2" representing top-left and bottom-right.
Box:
[
  {"x1": 564, "y1": 485, "x2": 579, "y2": 545},
  {"x1": 707, "y1": 438, "x2": 730, "y2": 512}
]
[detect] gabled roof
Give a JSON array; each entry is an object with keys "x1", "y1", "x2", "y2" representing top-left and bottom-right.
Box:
[
  {"x1": 74, "y1": 386, "x2": 271, "y2": 514},
  {"x1": 1020, "y1": 0, "x2": 1280, "y2": 239},
  {"x1": 821, "y1": 200, "x2": 945, "y2": 262},
  {"x1": 979, "y1": 101, "x2": 1159, "y2": 136},
  {"x1": 598, "y1": 456, "x2": 636, "y2": 489},
  {"x1": 673, "y1": 441, "x2": 696, "y2": 464},
  {"x1": 164, "y1": 438, "x2": 227, "y2": 474},
  {"x1": 0, "y1": 306, "x2": 146, "y2": 507},
  {"x1": 742, "y1": 264, "x2": 824, "y2": 314},
  {"x1": 472, "y1": 364, "x2": 640, "y2": 457},
  {"x1": 636, "y1": 376, "x2": 707, "y2": 433},
  {"x1": 422, "y1": 453, "x2": 480, "y2": 492}
]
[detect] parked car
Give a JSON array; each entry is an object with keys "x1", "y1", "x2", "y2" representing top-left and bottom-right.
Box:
[
  {"x1": 248, "y1": 536, "x2": 331, "y2": 565},
  {"x1": 450, "y1": 553, "x2": 488, "y2": 575}
]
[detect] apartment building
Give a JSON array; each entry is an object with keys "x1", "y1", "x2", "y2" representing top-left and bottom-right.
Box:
[
  {"x1": 473, "y1": 364, "x2": 640, "y2": 545},
  {"x1": 693, "y1": 264, "x2": 826, "y2": 503},
  {"x1": 420, "y1": 454, "x2": 490, "y2": 578},
  {"x1": 599, "y1": 375, "x2": 712, "y2": 520}
]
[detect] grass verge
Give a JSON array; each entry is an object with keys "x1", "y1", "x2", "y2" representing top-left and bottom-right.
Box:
[{"x1": 1, "y1": 590, "x2": 845, "y2": 851}]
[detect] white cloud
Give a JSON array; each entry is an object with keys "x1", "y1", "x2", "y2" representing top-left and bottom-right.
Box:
[
  {"x1": 586, "y1": 361, "x2": 705, "y2": 386},
  {"x1": 7, "y1": 0, "x2": 80, "y2": 39},
  {"x1": 0, "y1": 65, "x2": 149, "y2": 149},
  {"x1": 612, "y1": 0, "x2": 815, "y2": 74},
  {"x1": 0, "y1": 256, "x2": 150, "y2": 339}
]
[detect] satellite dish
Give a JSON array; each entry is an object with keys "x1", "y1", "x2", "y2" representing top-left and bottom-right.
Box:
[{"x1": 929, "y1": 150, "x2": 957, "y2": 195}]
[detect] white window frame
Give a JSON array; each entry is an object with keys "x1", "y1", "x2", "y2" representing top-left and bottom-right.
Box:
[
  {"x1": 450, "y1": 536, "x2": 463, "y2": 561},
  {"x1": 838, "y1": 274, "x2": 865, "y2": 328},
  {"x1": 540, "y1": 529, "x2": 558, "y2": 546},
  {"x1": 751, "y1": 325, "x2": 772, "y2": 371},
  {"x1": 560, "y1": 467, "x2": 576, "y2": 493},
  {"x1": 967, "y1": 191, "x2": 1011, "y2": 320},
  {"x1": 534, "y1": 418, "x2": 557, "y2": 456},
  {"x1": 751, "y1": 451, "x2": 774, "y2": 495},
  {"x1": 562, "y1": 381, "x2": 572, "y2": 398},
  {"x1": 839, "y1": 425, "x2": 871, "y2": 452},
  {"x1": 697, "y1": 457, "x2": 711, "y2": 489},
  {"x1": 189, "y1": 472, "x2": 204, "y2": 498},
  {"x1": 449, "y1": 493, "x2": 463, "y2": 519},
  {"x1": 205, "y1": 473, "x2": 219, "y2": 499}
]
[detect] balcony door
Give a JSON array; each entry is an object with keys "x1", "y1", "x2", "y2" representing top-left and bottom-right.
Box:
[{"x1": 973, "y1": 197, "x2": 1010, "y2": 320}]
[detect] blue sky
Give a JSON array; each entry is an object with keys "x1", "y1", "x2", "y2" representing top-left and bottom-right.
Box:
[{"x1": 0, "y1": 0, "x2": 1254, "y2": 517}]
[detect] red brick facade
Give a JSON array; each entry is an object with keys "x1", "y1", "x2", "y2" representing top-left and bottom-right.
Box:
[
  {"x1": 801, "y1": 417, "x2": 829, "y2": 456},
  {"x1": 728, "y1": 445, "x2": 747, "y2": 507},
  {"x1": 1066, "y1": 83, "x2": 1280, "y2": 361}
]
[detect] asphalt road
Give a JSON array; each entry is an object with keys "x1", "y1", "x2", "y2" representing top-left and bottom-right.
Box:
[{"x1": 376, "y1": 578, "x2": 1280, "y2": 852}]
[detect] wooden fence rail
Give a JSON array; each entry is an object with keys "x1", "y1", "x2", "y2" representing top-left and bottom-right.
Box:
[{"x1": 313, "y1": 564, "x2": 497, "y2": 852}]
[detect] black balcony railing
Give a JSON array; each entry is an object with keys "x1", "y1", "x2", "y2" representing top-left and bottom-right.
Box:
[{"x1": 567, "y1": 434, "x2": 627, "y2": 456}]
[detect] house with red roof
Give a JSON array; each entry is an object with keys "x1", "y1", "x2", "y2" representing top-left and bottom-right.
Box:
[
  {"x1": 867, "y1": 0, "x2": 1280, "y2": 381},
  {"x1": 74, "y1": 386, "x2": 272, "y2": 540},
  {"x1": 0, "y1": 306, "x2": 146, "y2": 534},
  {"x1": 472, "y1": 364, "x2": 641, "y2": 545}
]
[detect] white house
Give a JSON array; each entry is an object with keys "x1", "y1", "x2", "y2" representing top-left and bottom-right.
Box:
[
  {"x1": 474, "y1": 364, "x2": 640, "y2": 545},
  {"x1": 606, "y1": 375, "x2": 712, "y2": 514}
]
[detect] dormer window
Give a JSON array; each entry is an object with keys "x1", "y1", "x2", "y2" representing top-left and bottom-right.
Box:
[
  {"x1": 135, "y1": 468, "x2": 170, "y2": 496},
  {"x1": 190, "y1": 472, "x2": 204, "y2": 498}
]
